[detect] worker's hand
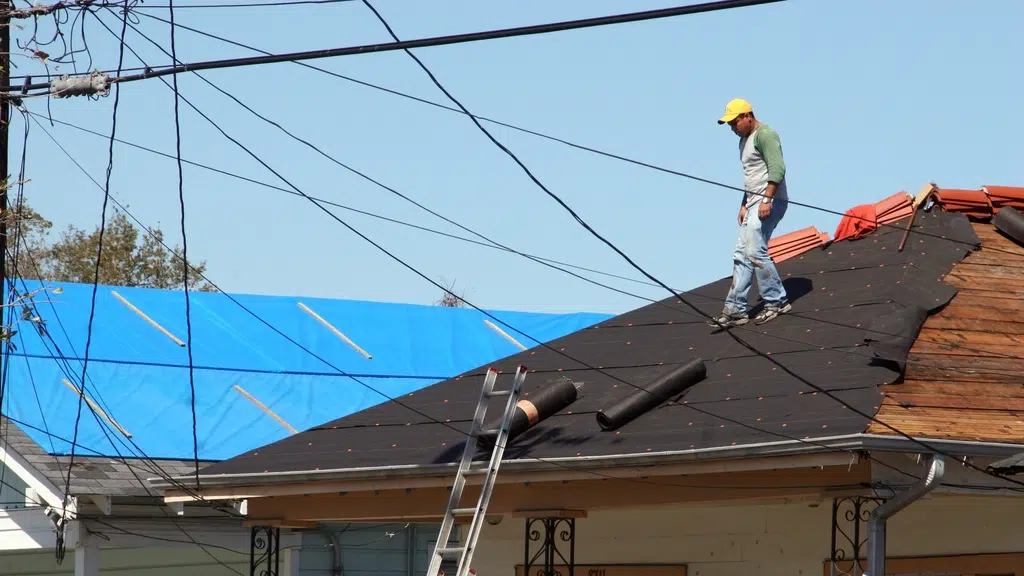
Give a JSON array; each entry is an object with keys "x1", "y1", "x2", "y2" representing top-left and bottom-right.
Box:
[
  {"x1": 738, "y1": 205, "x2": 747, "y2": 226},
  {"x1": 758, "y1": 201, "x2": 772, "y2": 220}
]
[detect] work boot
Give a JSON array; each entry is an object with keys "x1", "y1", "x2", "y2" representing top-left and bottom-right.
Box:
[{"x1": 753, "y1": 301, "x2": 792, "y2": 325}]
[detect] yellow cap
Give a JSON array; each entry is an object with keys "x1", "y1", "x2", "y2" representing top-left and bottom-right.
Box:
[{"x1": 717, "y1": 98, "x2": 753, "y2": 124}]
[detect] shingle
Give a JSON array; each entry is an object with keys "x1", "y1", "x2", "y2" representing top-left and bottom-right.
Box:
[{"x1": 0, "y1": 420, "x2": 216, "y2": 497}]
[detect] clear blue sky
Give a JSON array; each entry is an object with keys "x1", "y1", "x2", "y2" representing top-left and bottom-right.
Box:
[{"x1": 12, "y1": 0, "x2": 1023, "y2": 315}]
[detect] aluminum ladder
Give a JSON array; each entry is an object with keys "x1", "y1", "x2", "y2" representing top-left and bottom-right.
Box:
[{"x1": 426, "y1": 365, "x2": 527, "y2": 576}]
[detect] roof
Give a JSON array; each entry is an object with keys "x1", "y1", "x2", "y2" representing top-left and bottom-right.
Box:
[
  {"x1": 0, "y1": 282, "x2": 608, "y2": 495},
  {"x1": 189, "y1": 186, "x2": 1010, "y2": 483},
  {"x1": 2, "y1": 416, "x2": 207, "y2": 497}
]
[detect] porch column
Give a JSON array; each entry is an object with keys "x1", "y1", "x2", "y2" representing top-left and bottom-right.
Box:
[{"x1": 74, "y1": 526, "x2": 100, "y2": 576}]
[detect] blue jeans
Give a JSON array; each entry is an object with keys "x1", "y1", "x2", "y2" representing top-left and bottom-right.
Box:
[{"x1": 723, "y1": 196, "x2": 789, "y2": 314}]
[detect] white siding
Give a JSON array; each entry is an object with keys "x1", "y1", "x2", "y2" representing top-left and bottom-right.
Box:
[
  {"x1": 471, "y1": 496, "x2": 1024, "y2": 576},
  {"x1": 0, "y1": 461, "x2": 33, "y2": 510},
  {"x1": 0, "y1": 507, "x2": 55, "y2": 550},
  {"x1": 0, "y1": 547, "x2": 250, "y2": 575}
]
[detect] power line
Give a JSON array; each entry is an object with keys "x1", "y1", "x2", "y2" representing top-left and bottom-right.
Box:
[
  {"x1": 80, "y1": 12, "x2": 927, "y2": 494},
  {"x1": 29, "y1": 103, "x2": 1024, "y2": 380},
  {"x1": 124, "y1": 10, "x2": 1024, "y2": 265},
  {"x1": 49, "y1": 10, "x2": 1024, "y2": 372},
  {"x1": 110, "y1": 12, "x2": 1024, "y2": 348},
  {"x1": 4, "y1": 110, "x2": 246, "y2": 573},
  {"x1": 26, "y1": 1, "x2": 1021, "y2": 507},
  {"x1": 12, "y1": 0, "x2": 966, "y2": 543},
  {"x1": 103, "y1": 0, "x2": 356, "y2": 7},
  {"x1": 3, "y1": 0, "x2": 786, "y2": 93},
  {"x1": 166, "y1": 0, "x2": 200, "y2": 490},
  {"x1": 87, "y1": 9, "x2": 1024, "y2": 498},
  {"x1": 351, "y1": 1, "x2": 1024, "y2": 494},
  {"x1": 58, "y1": 0, "x2": 131, "y2": 560}
]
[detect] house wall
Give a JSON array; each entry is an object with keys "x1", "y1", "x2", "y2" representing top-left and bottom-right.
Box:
[
  {"x1": 0, "y1": 547, "x2": 252, "y2": 575},
  {"x1": 0, "y1": 461, "x2": 33, "y2": 510},
  {"x1": 471, "y1": 495, "x2": 1024, "y2": 576},
  {"x1": 299, "y1": 523, "x2": 450, "y2": 576},
  {"x1": 0, "y1": 517, "x2": 299, "y2": 575},
  {"x1": 0, "y1": 507, "x2": 54, "y2": 550}
]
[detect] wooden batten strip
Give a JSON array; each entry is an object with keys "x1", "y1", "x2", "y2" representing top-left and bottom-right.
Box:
[
  {"x1": 297, "y1": 301, "x2": 372, "y2": 359},
  {"x1": 233, "y1": 384, "x2": 298, "y2": 434},
  {"x1": 483, "y1": 319, "x2": 527, "y2": 351},
  {"x1": 60, "y1": 378, "x2": 132, "y2": 439},
  {"x1": 111, "y1": 290, "x2": 186, "y2": 346}
]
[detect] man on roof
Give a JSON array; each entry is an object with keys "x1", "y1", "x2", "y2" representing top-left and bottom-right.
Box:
[{"x1": 708, "y1": 98, "x2": 791, "y2": 328}]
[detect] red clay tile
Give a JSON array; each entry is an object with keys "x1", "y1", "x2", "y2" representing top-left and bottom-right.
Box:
[
  {"x1": 983, "y1": 185, "x2": 1024, "y2": 212},
  {"x1": 927, "y1": 188, "x2": 992, "y2": 219},
  {"x1": 874, "y1": 192, "x2": 915, "y2": 225},
  {"x1": 875, "y1": 192, "x2": 913, "y2": 222},
  {"x1": 768, "y1": 226, "x2": 829, "y2": 263}
]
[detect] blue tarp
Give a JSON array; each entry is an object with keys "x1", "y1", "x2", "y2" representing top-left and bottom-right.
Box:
[{"x1": 1, "y1": 281, "x2": 611, "y2": 461}]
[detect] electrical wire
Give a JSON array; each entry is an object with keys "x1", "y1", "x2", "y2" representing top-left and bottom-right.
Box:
[
  {"x1": 353, "y1": 2, "x2": 1024, "y2": 493},
  {"x1": 23, "y1": 0, "x2": 358, "y2": 9},
  {"x1": 166, "y1": 0, "x2": 200, "y2": 491},
  {"x1": 16, "y1": 2, "x2": 1015, "y2": 512},
  {"x1": 86, "y1": 12, "x2": 1024, "y2": 503},
  {"x1": 108, "y1": 17, "x2": 1024, "y2": 372},
  {"x1": 22, "y1": 111, "x2": 668, "y2": 292},
  {"x1": 21, "y1": 108, "x2": 1024, "y2": 377},
  {"x1": 18, "y1": 110, "x2": 276, "y2": 518},
  {"x1": 23, "y1": 110, "x2": 930, "y2": 507},
  {"x1": 57, "y1": 0, "x2": 130, "y2": 555},
  {"x1": 79, "y1": 13, "x2": 934, "y2": 499},
  {"x1": 108, "y1": 0, "x2": 1019, "y2": 498},
  {"x1": 3, "y1": 0, "x2": 787, "y2": 93},
  {"x1": 0, "y1": 110, "x2": 34, "y2": 526},
  {"x1": 128, "y1": 9, "x2": 1024, "y2": 265}
]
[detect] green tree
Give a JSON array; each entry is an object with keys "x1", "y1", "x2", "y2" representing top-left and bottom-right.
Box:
[{"x1": 4, "y1": 199, "x2": 215, "y2": 292}]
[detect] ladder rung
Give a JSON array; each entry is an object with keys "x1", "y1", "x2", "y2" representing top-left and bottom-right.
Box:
[
  {"x1": 451, "y1": 507, "x2": 478, "y2": 516},
  {"x1": 479, "y1": 429, "x2": 500, "y2": 436},
  {"x1": 486, "y1": 389, "x2": 512, "y2": 398},
  {"x1": 437, "y1": 547, "x2": 466, "y2": 556}
]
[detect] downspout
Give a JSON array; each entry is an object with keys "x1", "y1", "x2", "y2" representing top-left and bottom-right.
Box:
[{"x1": 866, "y1": 454, "x2": 945, "y2": 576}]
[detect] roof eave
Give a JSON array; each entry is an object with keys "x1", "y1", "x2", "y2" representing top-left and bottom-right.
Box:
[
  {"x1": 152, "y1": 433, "x2": 870, "y2": 494},
  {"x1": 858, "y1": 433, "x2": 1024, "y2": 459},
  {"x1": 153, "y1": 433, "x2": 1024, "y2": 497}
]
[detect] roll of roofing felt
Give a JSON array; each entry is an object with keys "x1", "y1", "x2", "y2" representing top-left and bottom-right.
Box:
[
  {"x1": 476, "y1": 377, "x2": 579, "y2": 449},
  {"x1": 596, "y1": 358, "x2": 707, "y2": 432},
  {"x1": 994, "y1": 206, "x2": 1024, "y2": 247}
]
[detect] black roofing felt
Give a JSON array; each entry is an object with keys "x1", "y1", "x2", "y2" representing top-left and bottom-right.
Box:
[
  {"x1": 988, "y1": 451, "x2": 1024, "y2": 476},
  {"x1": 201, "y1": 211, "x2": 980, "y2": 477}
]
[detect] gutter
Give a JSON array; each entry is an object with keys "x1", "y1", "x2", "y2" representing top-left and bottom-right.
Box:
[
  {"x1": 866, "y1": 454, "x2": 945, "y2": 576},
  {"x1": 148, "y1": 432, "x2": 1024, "y2": 491},
  {"x1": 148, "y1": 433, "x2": 869, "y2": 490}
]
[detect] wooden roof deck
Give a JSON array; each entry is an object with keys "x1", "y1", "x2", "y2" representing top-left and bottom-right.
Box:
[{"x1": 869, "y1": 222, "x2": 1024, "y2": 443}]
